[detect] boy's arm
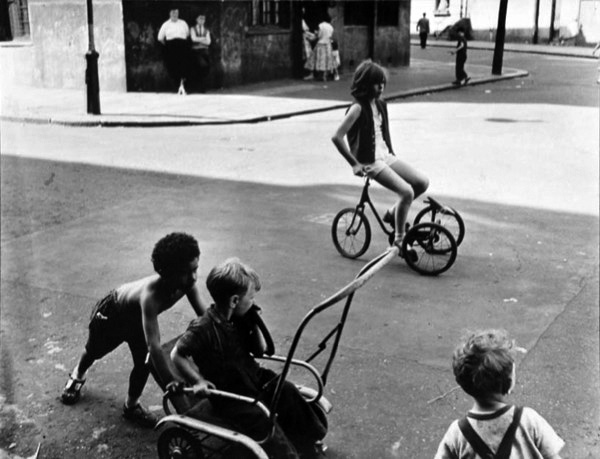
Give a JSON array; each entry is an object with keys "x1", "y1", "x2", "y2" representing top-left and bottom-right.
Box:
[
  {"x1": 186, "y1": 284, "x2": 208, "y2": 316},
  {"x1": 171, "y1": 344, "x2": 215, "y2": 396},
  {"x1": 141, "y1": 295, "x2": 174, "y2": 386},
  {"x1": 331, "y1": 104, "x2": 363, "y2": 175}
]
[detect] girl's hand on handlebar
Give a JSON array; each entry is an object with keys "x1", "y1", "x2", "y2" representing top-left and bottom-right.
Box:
[
  {"x1": 192, "y1": 380, "x2": 216, "y2": 397},
  {"x1": 352, "y1": 164, "x2": 365, "y2": 177}
]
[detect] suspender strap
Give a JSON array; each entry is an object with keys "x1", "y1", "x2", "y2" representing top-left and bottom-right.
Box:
[
  {"x1": 495, "y1": 406, "x2": 523, "y2": 459},
  {"x1": 458, "y1": 417, "x2": 494, "y2": 458},
  {"x1": 458, "y1": 406, "x2": 523, "y2": 459}
]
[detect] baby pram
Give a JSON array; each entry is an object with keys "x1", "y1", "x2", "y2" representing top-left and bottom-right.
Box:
[{"x1": 155, "y1": 247, "x2": 400, "y2": 458}]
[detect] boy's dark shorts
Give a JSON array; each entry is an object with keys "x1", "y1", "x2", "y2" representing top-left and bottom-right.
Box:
[{"x1": 84, "y1": 291, "x2": 146, "y2": 360}]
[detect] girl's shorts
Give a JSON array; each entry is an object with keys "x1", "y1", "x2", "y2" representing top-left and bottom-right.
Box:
[{"x1": 361, "y1": 155, "x2": 399, "y2": 178}]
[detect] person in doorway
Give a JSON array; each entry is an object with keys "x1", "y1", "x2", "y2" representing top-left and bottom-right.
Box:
[
  {"x1": 158, "y1": 8, "x2": 191, "y2": 95},
  {"x1": 416, "y1": 13, "x2": 430, "y2": 49},
  {"x1": 301, "y1": 8, "x2": 316, "y2": 76},
  {"x1": 450, "y1": 29, "x2": 470, "y2": 86},
  {"x1": 190, "y1": 13, "x2": 211, "y2": 93},
  {"x1": 304, "y1": 13, "x2": 335, "y2": 81},
  {"x1": 60, "y1": 233, "x2": 208, "y2": 428}
]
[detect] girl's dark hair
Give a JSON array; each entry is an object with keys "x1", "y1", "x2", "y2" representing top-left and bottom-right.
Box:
[
  {"x1": 350, "y1": 60, "x2": 388, "y2": 101},
  {"x1": 151, "y1": 232, "x2": 200, "y2": 275},
  {"x1": 452, "y1": 329, "x2": 515, "y2": 399}
]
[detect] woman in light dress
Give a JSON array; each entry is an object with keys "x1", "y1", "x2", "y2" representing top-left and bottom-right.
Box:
[{"x1": 304, "y1": 13, "x2": 335, "y2": 81}]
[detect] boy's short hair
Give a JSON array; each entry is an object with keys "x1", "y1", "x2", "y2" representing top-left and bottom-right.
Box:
[
  {"x1": 452, "y1": 329, "x2": 515, "y2": 399},
  {"x1": 151, "y1": 232, "x2": 200, "y2": 275},
  {"x1": 350, "y1": 60, "x2": 388, "y2": 101},
  {"x1": 206, "y1": 258, "x2": 261, "y2": 305}
]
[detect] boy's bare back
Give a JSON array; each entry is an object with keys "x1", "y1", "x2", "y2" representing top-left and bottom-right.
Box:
[{"x1": 115, "y1": 275, "x2": 188, "y2": 315}]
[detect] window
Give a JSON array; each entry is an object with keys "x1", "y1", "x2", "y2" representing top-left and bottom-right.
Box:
[
  {"x1": 251, "y1": 0, "x2": 290, "y2": 28},
  {"x1": 435, "y1": 0, "x2": 451, "y2": 16},
  {"x1": 377, "y1": 1, "x2": 399, "y2": 26},
  {"x1": 344, "y1": 1, "x2": 372, "y2": 26},
  {"x1": 1, "y1": 0, "x2": 30, "y2": 41}
]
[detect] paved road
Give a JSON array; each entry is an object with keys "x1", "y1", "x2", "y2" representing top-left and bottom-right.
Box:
[
  {"x1": 1, "y1": 50, "x2": 598, "y2": 459},
  {"x1": 410, "y1": 46, "x2": 598, "y2": 107}
]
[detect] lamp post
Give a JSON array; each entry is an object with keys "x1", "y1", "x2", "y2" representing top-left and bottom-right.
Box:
[
  {"x1": 85, "y1": 0, "x2": 101, "y2": 114},
  {"x1": 492, "y1": 0, "x2": 508, "y2": 75}
]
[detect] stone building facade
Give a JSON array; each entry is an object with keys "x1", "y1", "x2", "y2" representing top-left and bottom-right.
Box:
[{"x1": 1, "y1": 0, "x2": 412, "y2": 92}]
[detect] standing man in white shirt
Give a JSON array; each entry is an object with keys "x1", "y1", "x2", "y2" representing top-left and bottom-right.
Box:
[
  {"x1": 158, "y1": 8, "x2": 190, "y2": 95},
  {"x1": 190, "y1": 14, "x2": 211, "y2": 93}
]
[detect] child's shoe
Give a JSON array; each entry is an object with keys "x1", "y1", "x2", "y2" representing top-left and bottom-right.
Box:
[
  {"x1": 122, "y1": 402, "x2": 160, "y2": 428},
  {"x1": 392, "y1": 238, "x2": 418, "y2": 263},
  {"x1": 61, "y1": 374, "x2": 86, "y2": 405}
]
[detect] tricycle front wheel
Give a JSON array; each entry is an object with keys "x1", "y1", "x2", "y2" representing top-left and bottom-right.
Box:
[{"x1": 331, "y1": 208, "x2": 371, "y2": 259}]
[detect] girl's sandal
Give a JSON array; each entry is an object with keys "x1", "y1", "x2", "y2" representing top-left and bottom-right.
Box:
[
  {"x1": 392, "y1": 238, "x2": 419, "y2": 263},
  {"x1": 61, "y1": 374, "x2": 85, "y2": 405}
]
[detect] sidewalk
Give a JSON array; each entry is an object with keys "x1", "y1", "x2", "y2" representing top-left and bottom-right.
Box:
[
  {"x1": 0, "y1": 41, "x2": 590, "y2": 128},
  {"x1": 416, "y1": 37, "x2": 598, "y2": 59}
]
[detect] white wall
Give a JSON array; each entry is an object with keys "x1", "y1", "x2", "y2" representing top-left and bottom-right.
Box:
[
  {"x1": 27, "y1": 0, "x2": 126, "y2": 91},
  {"x1": 410, "y1": 0, "x2": 599, "y2": 44}
]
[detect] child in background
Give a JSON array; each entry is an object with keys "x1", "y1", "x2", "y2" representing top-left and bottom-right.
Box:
[
  {"x1": 331, "y1": 39, "x2": 340, "y2": 81},
  {"x1": 434, "y1": 329, "x2": 565, "y2": 458}
]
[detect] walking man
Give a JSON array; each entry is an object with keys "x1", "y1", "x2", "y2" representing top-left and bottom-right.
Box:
[{"x1": 416, "y1": 13, "x2": 430, "y2": 49}]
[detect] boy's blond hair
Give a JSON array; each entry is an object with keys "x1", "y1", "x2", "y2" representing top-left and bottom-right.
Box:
[{"x1": 206, "y1": 258, "x2": 261, "y2": 305}]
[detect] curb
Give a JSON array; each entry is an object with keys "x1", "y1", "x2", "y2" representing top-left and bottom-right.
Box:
[
  {"x1": 0, "y1": 70, "x2": 529, "y2": 128},
  {"x1": 411, "y1": 41, "x2": 597, "y2": 60}
]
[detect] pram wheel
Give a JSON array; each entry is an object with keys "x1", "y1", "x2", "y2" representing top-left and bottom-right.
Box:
[{"x1": 157, "y1": 424, "x2": 204, "y2": 459}]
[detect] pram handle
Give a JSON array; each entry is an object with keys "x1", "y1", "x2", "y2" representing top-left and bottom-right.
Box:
[
  {"x1": 269, "y1": 246, "x2": 399, "y2": 423},
  {"x1": 258, "y1": 354, "x2": 324, "y2": 403}
]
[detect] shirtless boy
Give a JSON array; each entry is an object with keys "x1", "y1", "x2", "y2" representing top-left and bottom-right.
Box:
[{"x1": 60, "y1": 232, "x2": 208, "y2": 427}]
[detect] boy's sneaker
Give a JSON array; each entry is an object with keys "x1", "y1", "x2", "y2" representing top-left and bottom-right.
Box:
[
  {"x1": 122, "y1": 403, "x2": 160, "y2": 428},
  {"x1": 61, "y1": 374, "x2": 85, "y2": 405}
]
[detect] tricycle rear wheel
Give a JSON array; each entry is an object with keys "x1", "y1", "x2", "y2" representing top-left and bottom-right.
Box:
[{"x1": 403, "y1": 223, "x2": 457, "y2": 276}]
